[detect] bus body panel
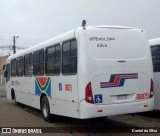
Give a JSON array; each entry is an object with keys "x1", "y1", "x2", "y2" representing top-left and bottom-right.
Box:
[
  {"x1": 80, "y1": 98, "x2": 154, "y2": 119},
  {"x1": 11, "y1": 74, "x2": 79, "y2": 118},
  {"x1": 77, "y1": 27, "x2": 153, "y2": 117},
  {"x1": 49, "y1": 75, "x2": 79, "y2": 118},
  {"x1": 49, "y1": 98, "x2": 79, "y2": 118},
  {"x1": 91, "y1": 72, "x2": 150, "y2": 105},
  {"x1": 8, "y1": 67, "x2": 79, "y2": 118}
]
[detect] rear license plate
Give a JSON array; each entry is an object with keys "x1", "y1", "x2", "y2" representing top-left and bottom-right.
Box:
[{"x1": 116, "y1": 94, "x2": 128, "y2": 100}]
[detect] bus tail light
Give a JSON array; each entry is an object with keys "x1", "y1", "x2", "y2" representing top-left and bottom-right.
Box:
[
  {"x1": 150, "y1": 79, "x2": 154, "y2": 98},
  {"x1": 85, "y1": 82, "x2": 94, "y2": 104}
]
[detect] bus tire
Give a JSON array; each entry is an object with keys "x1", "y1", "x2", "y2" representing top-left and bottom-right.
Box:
[{"x1": 41, "y1": 96, "x2": 51, "y2": 122}]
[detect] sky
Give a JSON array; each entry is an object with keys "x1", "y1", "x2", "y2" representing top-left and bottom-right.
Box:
[{"x1": 0, "y1": 0, "x2": 160, "y2": 55}]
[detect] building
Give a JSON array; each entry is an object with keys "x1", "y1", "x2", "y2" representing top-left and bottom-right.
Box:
[{"x1": 0, "y1": 56, "x2": 8, "y2": 85}]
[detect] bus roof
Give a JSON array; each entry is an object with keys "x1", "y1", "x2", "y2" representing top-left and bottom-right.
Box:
[
  {"x1": 149, "y1": 38, "x2": 160, "y2": 46},
  {"x1": 7, "y1": 25, "x2": 136, "y2": 60}
]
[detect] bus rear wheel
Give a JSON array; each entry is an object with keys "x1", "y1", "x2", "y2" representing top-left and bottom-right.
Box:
[{"x1": 41, "y1": 96, "x2": 51, "y2": 122}]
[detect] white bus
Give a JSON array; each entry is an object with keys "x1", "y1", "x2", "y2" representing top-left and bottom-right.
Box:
[
  {"x1": 5, "y1": 25, "x2": 154, "y2": 121},
  {"x1": 149, "y1": 38, "x2": 160, "y2": 110}
]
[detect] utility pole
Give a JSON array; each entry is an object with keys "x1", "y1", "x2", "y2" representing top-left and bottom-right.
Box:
[
  {"x1": 13, "y1": 36, "x2": 19, "y2": 54},
  {"x1": 13, "y1": 36, "x2": 16, "y2": 54}
]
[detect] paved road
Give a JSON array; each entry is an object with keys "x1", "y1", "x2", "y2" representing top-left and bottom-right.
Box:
[{"x1": 0, "y1": 99, "x2": 73, "y2": 136}]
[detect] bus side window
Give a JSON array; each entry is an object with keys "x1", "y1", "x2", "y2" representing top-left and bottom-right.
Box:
[
  {"x1": 151, "y1": 45, "x2": 160, "y2": 72},
  {"x1": 46, "y1": 44, "x2": 61, "y2": 75},
  {"x1": 6, "y1": 63, "x2": 10, "y2": 82},
  {"x1": 33, "y1": 49, "x2": 44, "y2": 76},
  {"x1": 62, "y1": 39, "x2": 77, "y2": 75},
  {"x1": 70, "y1": 40, "x2": 77, "y2": 73},
  {"x1": 17, "y1": 56, "x2": 24, "y2": 77},
  {"x1": 24, "y1": 53, "x2": 33, "y2": 76}
]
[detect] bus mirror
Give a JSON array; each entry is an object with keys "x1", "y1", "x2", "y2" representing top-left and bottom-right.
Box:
[
  {"x1": 4, "y1": 71, "x2": 7, "y2": 78},
  {"x1": 3, "y1": 65, "x2": 6, "y2": 70}
]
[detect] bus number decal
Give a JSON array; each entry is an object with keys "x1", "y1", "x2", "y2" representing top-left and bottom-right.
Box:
[
  {"x1": 15, "y1": 80, "x2": 20, "y2": 85},
  {"x1": 35, "y1": 77, "x2": 51, "y2": 96},
  {"x1": 136, "y1": 93, "x2": 150, "y2": 100},
  {"x1": 65, "y1": 84, "x2": 72, "y2": 91}
]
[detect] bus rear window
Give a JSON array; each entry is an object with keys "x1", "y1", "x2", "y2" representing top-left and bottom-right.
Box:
[{"x1": 11, "y1": 59, "x2": 16, "y2": 77}]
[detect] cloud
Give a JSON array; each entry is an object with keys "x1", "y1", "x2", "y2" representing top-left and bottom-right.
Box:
[{"x1": 0, "y1": 0, "x2": 160, "y2": 51}]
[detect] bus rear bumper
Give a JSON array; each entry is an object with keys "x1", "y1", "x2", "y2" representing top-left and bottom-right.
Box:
[{"x1": 79, "y1": 98, "x2": 154, "y2": 119}]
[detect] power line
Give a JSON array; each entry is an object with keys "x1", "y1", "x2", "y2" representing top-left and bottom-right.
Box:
[{"x1": 0, "y1": 36, "x2": 47, "y2": 56}]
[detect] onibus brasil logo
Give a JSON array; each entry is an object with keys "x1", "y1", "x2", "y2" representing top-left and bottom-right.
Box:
[{"x1": 35, "y1": 77, "x2": 51, "y2": 96}]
